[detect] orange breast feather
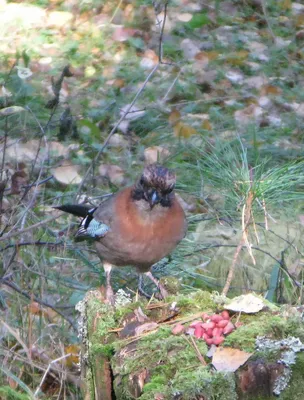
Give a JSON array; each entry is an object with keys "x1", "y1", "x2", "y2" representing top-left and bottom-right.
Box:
[{"x1": 113, "y1": 188, "x2": 186, "y2": 265}]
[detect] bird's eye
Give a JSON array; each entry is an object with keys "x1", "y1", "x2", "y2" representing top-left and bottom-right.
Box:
[
  {"x1": 139, "y1": 177, "x2": 145, "y2": 186},
  {"x1": 162, "y1": 184, "x2": 174, "y2": 195}
]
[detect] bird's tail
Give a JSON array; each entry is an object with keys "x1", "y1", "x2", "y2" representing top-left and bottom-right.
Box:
[{"x1": 54, "y1": 204, "x2": 91, "y2": 218}]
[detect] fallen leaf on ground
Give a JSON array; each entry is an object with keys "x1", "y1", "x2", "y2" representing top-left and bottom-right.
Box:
[
  {"x1": 112, "y1": 27, "x2": 137, "y2": 42},
  {"x1": 51, "y1": 163, "x2": 82, "y2": 185},
  {"x1": 225, "y1": 70, "x2": 244, "y2": 84},
  {"x1": 168, "y1": 109, "x2": 181, "y2": 126},
  {"x1": 144, "y1": 146, "x2": 170, "y2": 164},
  {"x1": 120, "y1": 104, "x2": 145, "y2": 120},
  {"x1": 212, "y1": 347, "x2": 252, "y2": 372},
  {"x1": 224, "y1": 293, "x2": 265, "y2": 313},
  {"x1": 65, "y1": 344, "x2": 80, "y2": 368},
  {"x1": 99, "y1": 164, "x2": 125, "y2": 186},
  {"x1": 135, "y1": 322, "x2": 158, "y2": 336},
  {"x1": 180, "y1": 39, "x2": 200, "y2": 60},
  {"x1": 0, "y1": 106, "x2": 26, "y2": 116},
  {"x1": 174, "y1": 122, "x2": 197, "y2": 138},
  {"x1": 234, "y1": 104, "x2": 263, "y2": 127}
]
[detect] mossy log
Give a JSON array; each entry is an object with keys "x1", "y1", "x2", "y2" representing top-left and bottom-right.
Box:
[{"x1": 78, "y1": 289, "x2": 304, "y2": 400}]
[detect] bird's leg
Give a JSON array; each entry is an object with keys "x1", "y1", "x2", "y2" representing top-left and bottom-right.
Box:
[
  {"x1": 137, "y1": 274, "x2": 152, "y2": 299},
  {"x1": 144, "y1": 271, "x2": 169, "y2": 299},
  {"x1": 103, "y1": 262, "x2": 115, "y2": 306}
]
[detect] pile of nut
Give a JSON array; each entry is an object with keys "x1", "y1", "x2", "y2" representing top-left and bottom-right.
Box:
[
  {"x1": 172, "y1": 310, "x2": 236, "y2": 346},
  {"x1": 189, "y1": 311, "x2": 235, "y2": 345}
]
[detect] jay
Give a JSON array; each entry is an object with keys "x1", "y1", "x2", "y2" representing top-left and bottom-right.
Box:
[{"x1": 55, "y1": 164, "x2": 187, "y2": 305}]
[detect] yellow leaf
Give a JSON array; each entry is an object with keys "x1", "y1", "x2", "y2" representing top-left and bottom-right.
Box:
[
  {"x1": 279, "y1": 0, "x2": 291, "y2": 10},
  {"x1": 201, "y1": 119, "x2": 212, "y2": 130},
  {"x1": 295, "y1": 14, "x2": 304, "y2": 28},
  {"x1": 212, "y1": 347, "x2": 252, "y2": 372},
  {"x1": 28, "y1": 302, "x2": 43, "y2": 315},
  {"x1": 65, "y1": 344, "x2": 80, "y2": 368},
  {"x1": 168, "y1": 109, "x2": 181, "y2": 126},
  {"x1": 113, "y1": 78, "x2": 125, "y2": 88},
  {"x1": 226, "y1": 50, "x2": 249, "y2": 66},
  {"x1": 260, "y1": 85, "x2": 282, "y2": 96},
  {"x1": 205, "y1": 50, "x2": 220, "y2": 61},
  {"x1": 174, "y1": 122, "x2": 197, "y2": 138}
]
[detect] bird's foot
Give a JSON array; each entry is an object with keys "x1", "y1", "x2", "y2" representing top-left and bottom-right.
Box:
[
  {"x1": 158, "y1": 282, "x2": 169, "y2": 300},
  {"x1": 105, "y1": 284, "x2": 115, "y2": 307},
  {"x1": 143, "y1": 271, "x2": 169, "y2": 300}
]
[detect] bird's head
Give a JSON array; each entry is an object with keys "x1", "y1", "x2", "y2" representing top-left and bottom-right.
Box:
[{"x1": 132, "y1": 164, "x2": 176, "y2": 209}]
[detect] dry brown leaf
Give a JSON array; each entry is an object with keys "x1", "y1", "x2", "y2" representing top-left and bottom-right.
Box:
[
  {"x1": 106, "y1": 78, "x2": 125, "y2": 88},
  {"x1": 201, "y1": 119, "x2": 212, "y2": 130},
  {"x1": 5, "y1": 140, "x2": 69, "y2": 163},
  {"x1": 295, "y1": 14, "x2": 304, "y2": 28},
  {"x1": 28, "y1": 302, "x2": 43, "y2": 315},
  {"x1": 108, "y1": 133, "x2": 128, "y2": 148},
  {"x1": 180, "y1": 39, "x2": 200, "y2": 60},
  {"x1": 279, "y1": 0, "x2": 292, "y2": 10},
  {"x1": 51, "y1": 163, "x2": 82, "y2": 185},
  {"x1": 234, "y1": 104, "x2": 263, "y2": 127},
  {"x1": 134, "y1": 322, "x2": 158, "y2": 336},
  {"x1": 260, "y1": 85, "x2": 282, "y2": 96},
  {"x1": 112, "y1": 27, "x2": 137, "y2": 42},
  {"x1": 168, "y1": 109, "x2": 181, "y2": 126},
  {"x1": 65, "y1": 344, "x2": 80, "y2": 368},
  {"x1": 99, "y1": 164, "x2": 125, "y2": 186},
  {"x1": 204, "y1": 50, "x2": 220, "y2": 61},
  {"x1": 174, "y1": 122, "x2": 197, "y2": 138},
  {"x1": 226, "y1": 50, "x2": 249, "y2": 66},
  {"x1": 11, "y1": 169, "x2": 28, "y2": 195},
  {"x1": 212, "y1": 347, "x2": 252, "y2": 372},
  {"x1": 144, "y1": 146, "x2": 170, "y2": 165},
  {"x1": 224, "y1": 293, "x2": 265, "y2": 313}
]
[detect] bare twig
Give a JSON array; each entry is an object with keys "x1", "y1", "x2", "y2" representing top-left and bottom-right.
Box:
[
  {"x1": 1, "y1": 278, "x2": 77, "y2": 330},
  {"x1": 0, "y1": 214, "x2": 61, "y2": 242},
  {"x1": 260, "y1": 0, "x2": 276, "y2": 43},
  {"x1": 222, "y1": 191, "x2": 254, "y2": 296},
  {"x1": 0, "y1": 317, "x2": 33, "y2": 364},
  {"x1": 184, "y1": 335, "x2": 207, "y2": 366},
  {"x1": 34, "y1": 353, "x2": 72, "y2": 397},
  {"x1": 3, "y1": 175, "x2": 54, "y2": 193}
]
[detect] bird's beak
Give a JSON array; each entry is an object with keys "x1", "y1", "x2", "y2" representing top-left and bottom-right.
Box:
[{"x1": 149, "y1": 191, "x2": 160, "y2": 208}]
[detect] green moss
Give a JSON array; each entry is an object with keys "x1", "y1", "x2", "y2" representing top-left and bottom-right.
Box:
[
  {"x1": 115, "y1": 327, "x2": 208, "y2": 377},
  {"x1": 159, "y1": 276, "x2": 181, "y2": 295},
  {"x1": 91, "y1": 343, "x2": 115, "y2": 358},
  {"x1": 175, "y1": 291, "x2": 216, "y2": 312},
  {"x1": 170, "y1": 367, "x2": 237, "y2": 400},
  {"x1": 225, "y1": 314, "x2": 304, "y2": 352},
  {"x1": 141, "y1": 375, "x2": 170, "y2": 399},
  {"x1": 114, "y1": 301, "x2": 145, "y2": 322},
  {"x1": 86, "y1": 297, "x2": 116, "y2": 343}
]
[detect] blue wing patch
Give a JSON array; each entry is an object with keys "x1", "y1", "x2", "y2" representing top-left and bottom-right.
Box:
[{"x1": 76, "y1": 207, "x2": 109, "y2": 239}]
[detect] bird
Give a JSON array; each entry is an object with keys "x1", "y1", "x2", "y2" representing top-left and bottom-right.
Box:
[{"x1": 55, "y1": 164, "x2": 187, "y2": 305}]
